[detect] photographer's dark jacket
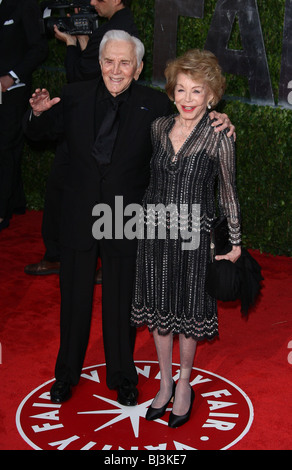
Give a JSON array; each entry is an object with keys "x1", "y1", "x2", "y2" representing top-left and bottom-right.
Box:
[
  {"x1": 23, "y1": 78, "x2": 172, "y2": 254},
  {"x1": 65, "y1": 7, "x2": 139, "y2": 83},
  {"x1": 0, "y1": 0, "x2": 47, "y2": 85}
]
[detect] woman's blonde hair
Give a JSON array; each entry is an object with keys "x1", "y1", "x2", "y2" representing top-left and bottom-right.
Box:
[{"x1": 164, "y1": 49, "x2": 226, "y2": 108}]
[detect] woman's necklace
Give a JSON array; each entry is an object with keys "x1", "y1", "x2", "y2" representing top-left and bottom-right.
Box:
[
  {"x1": 177, "y1": 116, "x2": 196, "y2": 138},
  {"x1": 170, "y1": 117, "x2": 197, "y2": 161}
]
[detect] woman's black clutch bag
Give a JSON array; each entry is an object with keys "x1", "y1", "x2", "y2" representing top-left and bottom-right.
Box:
[
  {"x1": 206, "y1": 216, "x2": 263, "y2": 315},
  {"x1": 209, "y1": 216, "x2": 229, "y2": 261}
]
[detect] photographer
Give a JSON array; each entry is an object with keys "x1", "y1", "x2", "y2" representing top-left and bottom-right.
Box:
[
  {"x1": 57, "y1": 0, "x2": 139, "y2": 83},
  {"x1": 24, "y1": 0, "x2": 139, "y2": 276}
]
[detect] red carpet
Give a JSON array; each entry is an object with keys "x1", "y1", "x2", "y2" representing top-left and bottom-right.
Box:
[{"x1": 0, "y1": 211, "x2": 291, "y2": 451}]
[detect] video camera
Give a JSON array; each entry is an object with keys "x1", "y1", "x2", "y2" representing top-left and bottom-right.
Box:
[{"x1": 41, "y1": 0, "x2": 99, "y2": 36}]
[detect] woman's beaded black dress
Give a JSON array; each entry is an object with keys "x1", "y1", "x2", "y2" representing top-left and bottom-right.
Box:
[{"x1": 131, "y1": 113, "x2": 241, "y2": 340}]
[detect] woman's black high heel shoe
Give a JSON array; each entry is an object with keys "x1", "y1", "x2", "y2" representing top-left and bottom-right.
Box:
[
  {"x1": 168, "y1": 387, "x2": 195, "y2": 428},
  {"x1": 146, "y1": 381, "x2": 176, "y2": 421}
]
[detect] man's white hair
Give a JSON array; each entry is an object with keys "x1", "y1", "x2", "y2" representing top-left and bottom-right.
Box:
[{"x1": 99, "y1": 30, "x2": 145, "y2": 67}]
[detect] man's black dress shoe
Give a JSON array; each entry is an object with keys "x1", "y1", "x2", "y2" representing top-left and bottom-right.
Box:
[
  {"x1": 117, "y1": 379, "x2": 138, "y2": 406},
  {"x1": 50, "y1": 380, "x2": 72, "y2": 403}
]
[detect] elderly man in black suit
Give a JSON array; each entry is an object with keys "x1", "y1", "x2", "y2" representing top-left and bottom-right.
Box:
[
  {"x1": 24, "y1": 30, "x2": 172, "y2": 406},
  {"x1": 0, "y1": 0, "x2": 47, "y2": 231}
]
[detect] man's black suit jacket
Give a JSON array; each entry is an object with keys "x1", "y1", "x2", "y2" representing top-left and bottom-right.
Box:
[
  {"x1": 24, "y1": 79, "x2": 173, "y2": 255},
  {"x1": 0, "y1": 0, "x2": 47, "y2": 83}
]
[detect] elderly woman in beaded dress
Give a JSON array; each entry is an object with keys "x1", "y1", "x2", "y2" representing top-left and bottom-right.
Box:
[{"x1": 131, "y1": 49, "x2": 241, "y2": 428}]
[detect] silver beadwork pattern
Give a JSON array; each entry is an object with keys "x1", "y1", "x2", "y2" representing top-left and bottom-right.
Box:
[{"x1": 131, "y1": 113, "x2": 241, "y2": 340}]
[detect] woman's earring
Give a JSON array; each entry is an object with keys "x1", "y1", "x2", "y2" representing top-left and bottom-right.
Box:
[{"x1": 207, "y1": 102, "x2": 212, "y2": 110}]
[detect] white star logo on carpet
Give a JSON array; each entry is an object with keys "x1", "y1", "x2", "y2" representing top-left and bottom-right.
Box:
[{"x1": 79, "y1": 395, "x2": 154, "y2": 437}]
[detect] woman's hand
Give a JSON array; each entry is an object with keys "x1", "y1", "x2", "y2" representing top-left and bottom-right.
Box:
[{"x1": 215, "y1": 245, "x2": 241, "y2": 263}]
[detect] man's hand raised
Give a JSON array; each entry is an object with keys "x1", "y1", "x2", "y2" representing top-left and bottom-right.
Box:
[{"x1": 29, "y1": 88, "x2": 61, "y2": 116}]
